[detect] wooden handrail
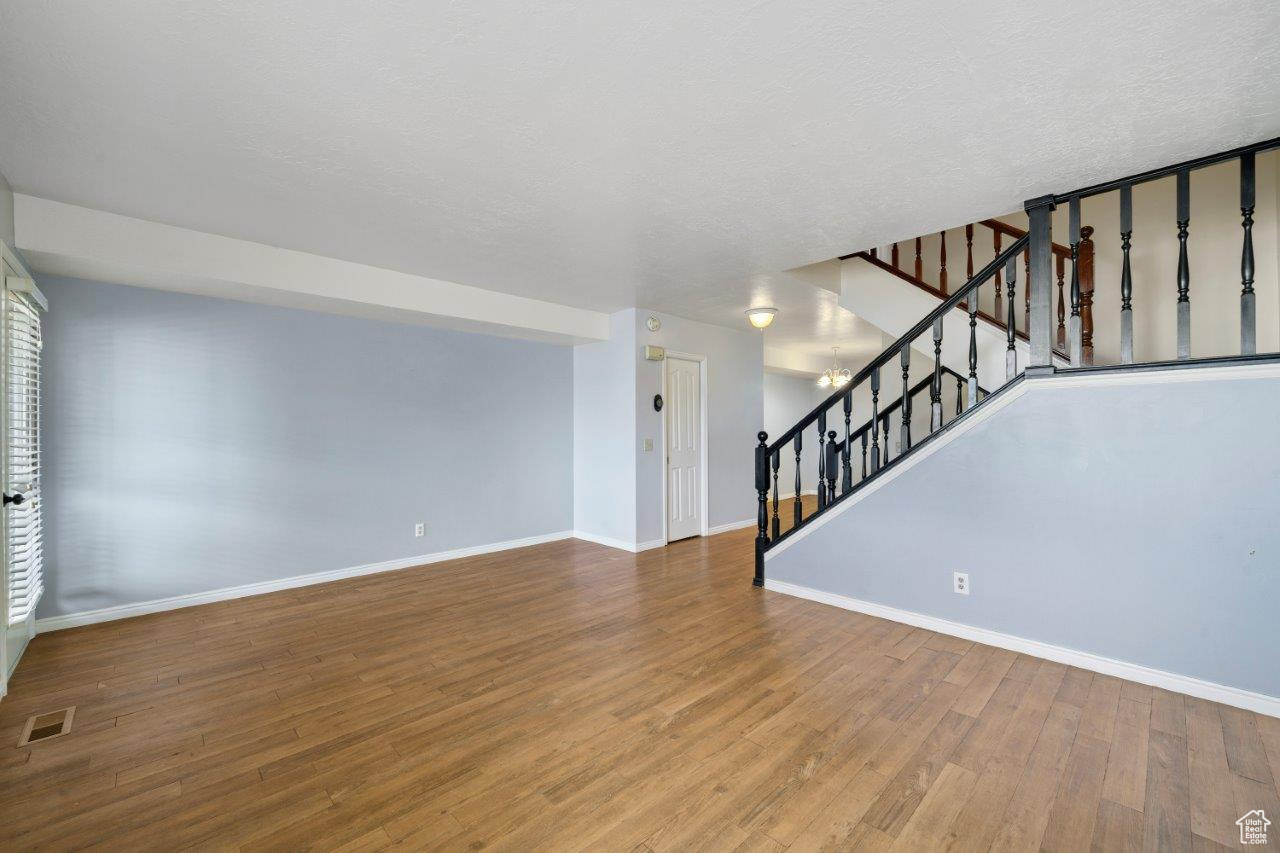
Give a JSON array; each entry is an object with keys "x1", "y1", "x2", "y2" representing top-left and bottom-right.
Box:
[{"x1": 979, "y1": 219, "x2": 1073, "y2": 260}]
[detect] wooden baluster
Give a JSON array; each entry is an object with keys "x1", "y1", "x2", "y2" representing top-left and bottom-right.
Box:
[
  {"x1": 1079, "y1": 226, "x2": 1095, "y2": 365},
  {"x1": 1068, "y1": 196, "x2": 1082, "y2": 366},
  {"x1": 930, "y1": 319, "x2": 943, "y2": 432},
  {"x1": 914, "y1": 237, "x2": 923, "y2": 280},
  {"x1": 1241, "y1": 152, "x2": 1256, "y2": 355},
  {"x1": 965, "y1": 223, "x2": 974, "y2": 280},
  {"x1": 891, "y1": 242, "x2": 900, "y2": 270},
  {"x1": 881, "y1": 416, "x2": 891, "y2": 464},
  {"x1": 1006, "y1": 254, "x2": 1018, "y2": 379},
  {"x1": 1176, "y1": 169, "x2": 1191, "y2": 359},
  {"x1": 825, "y1": 431, "x2": 839, "y2": 499},
  {"x1": 841, "y1": 392, "x2": 853, "y2": 495},
  {"x1": 938, "y1": 231, "x2": 948, "y2": 295},
  {"x1": 754, "y1": 432, "x2": 769, "y2": 585},
  {"x1": 1120, "y1": 185, "x2": 1134, "y2": 363},
  {"x1": 860, "y1": 430, "x2": 868, "y2": 479},
  {"x1": 770, "y1": 449, "x2": 780, "y2": 540},
  {"x1": 792, "y1": 434, "x2": 802, "y2": 527},
  {"x1": 899, "y1": 348, "x2": 912, "y2": 453},
  {"x1": 993, "y1": 229, "x2": 1003, "y2": 319},
  {"x1": 1023, "y1": 247, "x2": 1031, "y2": 332},
  {"x1": 968, "y1": 284, "x2": 979, "y2": 407},
  {"x1": 816, "y1": 412, "x2": 827, "y2": 509},
  {"x1": 955, "y1": 375, "x2": 963, "y2": 416},
  {"x1": 1056, "y1": 253, "x2": 1066, "y2": 349},
  {"x1": 869, "y1": 367, "x2": 881, "y2": 474}
]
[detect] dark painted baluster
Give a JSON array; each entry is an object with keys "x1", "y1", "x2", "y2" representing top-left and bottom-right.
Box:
[
  {"x1": 1056, "y1": 254, "x2": 1066, "y2": 349},
  {"x1": 754, "y1": 432, "x2": 769, "y2": 585},
  {"x1": 899, "y1": 348, "x2": 912, "y2": 453},
  {"x1": 860, "y1": 430, "x2": 868, "y2": 479},
  {"x1": 1068, "y1": 196, "x2": 1082, "y2": 365},
  {"x1": 967, "y1": 284, "x2": 979, "y2": 406},
  {"x1": 1241, "y1": 152, "x2": 1256, "y2": 355},
  {"x1": 938, "y1": 231, "x2": 948, "y2": 295},
  {"x1": 1023, "y1": 247, "x2": 1031, "y2": 332},
  {"x1": 891, "y1": 242, "x2": 900, "y2": 270},
  {"x1": 933, "y1": 327, "x2": 946, "y2": 425},
  {"x1": 869, "y1": 367, "x2": 881, "y2": 474},
  {"x1": 955, "y1": 376, "x2": 963, "y2": 416},
  {"x1": 1006, "y1": 254, "x2": 1018, "y2": 379},
  {"x1": 993, "y1": 229, "x2": 1003, "y2": 319},
  {"x1": 816, "y1": 412, "x2": 827, "y2": 509},
  {"x1": 914, "y1": 237, "x2": 923, "y2": 280},
  {"x1": 1120, "y1": 184, "x2": 1134, "y2": 363},
  {"x1": 770, "y1": 449, "x2": 780, "y2": 540},
  {"x1": 1176, "y1": 169, "x2": 1191, "y2": 359},
  {"x1": 841, "y1": 392, "x2": 853, "y2": 495},
  {"x1": 792, "y1": 434, "x2": 802, "y2": 528},
  {"x1": 825, "y1": 431, "x2": 839, "y2": 500},
  {"x1": 881, "y1": 416, "x2": 891, "y2": 464},
  {"x1": 1079, "y1": 227, "x2": 1095, "y2": 365},
  {"x1": 965, "y1": 224, "x2": 974, "y2": 280}
]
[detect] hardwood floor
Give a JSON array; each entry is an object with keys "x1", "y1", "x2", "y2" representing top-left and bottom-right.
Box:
[{"x1": 2, "y1": 528, "x2": 1277, "y2": 850}]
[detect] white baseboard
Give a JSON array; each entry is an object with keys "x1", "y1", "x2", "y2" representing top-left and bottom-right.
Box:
[
  {"x1": 764, "y1": 578, "x2": 1280, "y2": 719},
  {"x1": 570, "y1": 530, "x2": 666, "y2": 553},
  {"x1": 706, "y1": 519, "x2": 755, "y2": 536},
  {"x1": 37, "y1": 531, "x2": 574, "y2": 633}
]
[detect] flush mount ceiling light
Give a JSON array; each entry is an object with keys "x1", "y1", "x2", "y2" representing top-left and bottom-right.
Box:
[
  {"x1": 745, "y1": 307, "x2": 777, "y2": 329},
  {"x1": 818, "y1": 347, "x2": 852, "y2": 389}
]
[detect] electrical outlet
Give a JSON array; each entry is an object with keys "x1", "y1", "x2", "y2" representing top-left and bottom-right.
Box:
[
  {"x1": 643, "y1": 438, "x2": 654, "y2": 452},
  {"x1": 414, "y1": 523, "x2": 425, "y2": 537},
  {"x1": 953, "y1": 572, "x2": 969, "y2": 595}
]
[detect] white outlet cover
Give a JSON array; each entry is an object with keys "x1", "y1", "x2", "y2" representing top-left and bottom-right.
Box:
[
  {"x1": 953, "y1": 572, "x2": 970, "y2": 595},
  {"x1": 414, "y1": 523, "x2": 425, "y2": 537}
]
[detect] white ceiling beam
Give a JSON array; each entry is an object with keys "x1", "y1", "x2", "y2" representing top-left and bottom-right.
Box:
[{"x1": 13, "y1": 195, "x2": 609, "y2": 345}]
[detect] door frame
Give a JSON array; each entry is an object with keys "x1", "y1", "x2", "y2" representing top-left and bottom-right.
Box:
[{"x1": 660, "y1": 351, "x2": 709, "y2": 543}]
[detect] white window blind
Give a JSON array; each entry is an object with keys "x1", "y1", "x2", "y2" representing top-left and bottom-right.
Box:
[{"x1": 6, "y1": 283, "x2": 43, "y2": 625}]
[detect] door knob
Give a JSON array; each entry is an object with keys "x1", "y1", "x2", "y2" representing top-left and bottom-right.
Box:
[{"x1": 3, "y1": 492, "x2": 25, "y2": 506}]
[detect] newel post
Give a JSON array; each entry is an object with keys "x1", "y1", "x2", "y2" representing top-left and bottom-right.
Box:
[
  {"x1": 1024, "y1": 195, "x2": 1056, "y2": 370},
  {"x1": 754, "y1": 431, "x2": 769, "y2": 587}
]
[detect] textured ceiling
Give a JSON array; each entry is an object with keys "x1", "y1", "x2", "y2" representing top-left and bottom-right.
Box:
[{"x1": 1, "y1": 1, "x2": 1278, "y2": 342}]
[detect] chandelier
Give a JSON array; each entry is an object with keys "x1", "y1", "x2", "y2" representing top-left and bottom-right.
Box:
[{"x1": 817, "y1": 347, "x2": 852, "y2": 389}]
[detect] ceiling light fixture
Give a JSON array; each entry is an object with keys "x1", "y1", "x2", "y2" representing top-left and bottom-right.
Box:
[
  {"x1": 745, "y1": 307, "x2": 777, "y2": 329},
  {"x1": 818, "y1": 347, "x2": 852, "y2": 389}
]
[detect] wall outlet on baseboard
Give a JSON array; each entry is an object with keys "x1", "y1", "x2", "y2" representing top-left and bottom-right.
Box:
[
  {"x1": 953, "y1": 572, "x2": 970, "y2": 595},
  {"x1": 414, "y1": 523, "x2": 425, "y2": 537}
]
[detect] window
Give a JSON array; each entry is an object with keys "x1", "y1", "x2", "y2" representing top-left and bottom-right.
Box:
[{"x1": 6, "y1": 280, "x2": 44, "y2": 625}]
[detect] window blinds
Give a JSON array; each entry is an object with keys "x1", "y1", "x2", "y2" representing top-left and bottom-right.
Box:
[{"x1": 6, "y1": 284, "x2": 43, "y2": 625}]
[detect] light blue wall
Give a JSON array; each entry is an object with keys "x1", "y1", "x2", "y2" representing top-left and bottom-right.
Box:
[
  {"x1": 572, "y1": 309, "x2": 638, "y2": 543},
  {"x1": 38, "y1": 276, "x2": 574, "y2": 618},
  {"x1": 765, "y1": 373, "x2": 1280, "y2": 699}
]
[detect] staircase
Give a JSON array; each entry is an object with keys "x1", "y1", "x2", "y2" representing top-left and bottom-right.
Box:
[{"x1": 752, "y1": 136, "x2": 1280, "y2": 586}]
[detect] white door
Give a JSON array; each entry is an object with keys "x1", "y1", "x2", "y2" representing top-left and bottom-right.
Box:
[
  {"x1": 665, "y1": 357, "x2": 702, "y2": 542},
  {"x1": 1, "y1": 252, "x2": 45, "y2": 695}
]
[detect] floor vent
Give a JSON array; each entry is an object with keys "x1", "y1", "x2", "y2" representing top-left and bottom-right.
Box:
[{"x1": 17, "y1": 706, "x2": 75, "y2": 747}]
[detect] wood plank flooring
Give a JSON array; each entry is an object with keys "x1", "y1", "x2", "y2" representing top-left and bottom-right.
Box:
[{"x1": 2, "y1": 527, "x2": 1277, "y2": 850}]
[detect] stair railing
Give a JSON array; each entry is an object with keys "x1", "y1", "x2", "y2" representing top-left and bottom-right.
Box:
[
  {"x1": 755, "y1": 233, "x2": 1030, "y2": 585},
  {"x1": 1049, "y1": 136, "x2": 1280, "y2": 365},
  {"x1": 852, "y1": 219, "x2": 1082, "y2": 363}
]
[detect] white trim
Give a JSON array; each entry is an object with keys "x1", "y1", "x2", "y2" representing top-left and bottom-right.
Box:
[
  {"x1": 36, "y1": 531, "x2": 574, "y2": 633},
  {"x1": 706, "y1": 518, "x2": 755, "y2": 536},
  {"x1": 660, "y1": 351, "x2": 710, "y2": 543},
  {"x1": 764, "y1": 578, "x2": 1280, "y2": 719},
  {"x1": 570, "y1": 530, "x2": 666, "y2": 553},
  {"x1": 766, "y1": 360, "x2": 1280, "y2": 559}
]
